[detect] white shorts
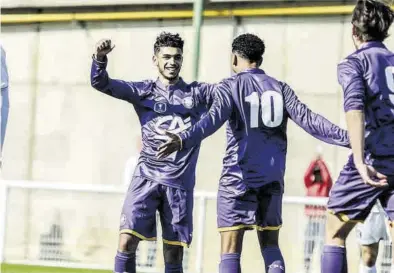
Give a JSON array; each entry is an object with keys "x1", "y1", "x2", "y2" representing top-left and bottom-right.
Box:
[{"x1": 356, "y1": 202, "x2": 390, "y2": 245}]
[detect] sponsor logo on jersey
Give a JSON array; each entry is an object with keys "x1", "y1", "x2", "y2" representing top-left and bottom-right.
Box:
[
  {"x1": 182, "y1": 97, "x2": 194, "y2": 109},
  {"x1": 154, "y1": 102, "x2": 167, "y2": 113}
]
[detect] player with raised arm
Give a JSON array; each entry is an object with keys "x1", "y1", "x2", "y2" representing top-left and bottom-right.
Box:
[
  {"x1": 91, "y1": 32, "x2": 216, "y2": 273},
  {"x1": 321, "y1": 1, "x2": 394, "y2": 273},
  {"x1": 158, "y1": 34, "x2": 349, "y2": 273}
]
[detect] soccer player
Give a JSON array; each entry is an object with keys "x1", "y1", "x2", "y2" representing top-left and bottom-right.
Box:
[
  {"x1": 157, "y1": 33, "x2": 350, "y2": 273},
  {"x1": 356, "y1": 201, "x2": 390, "y2": 273},
  {"x1": 0, "y1": 45, "x2": 10, "y2": 167},
  {"x1": 90, "y1": 32, "x2": 216, "y2": 273},
  {"x1": 321, "y1": 1, "x2": 394, "y2": 273}
]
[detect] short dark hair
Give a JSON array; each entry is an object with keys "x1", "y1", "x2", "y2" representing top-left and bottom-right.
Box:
[
  {"x1": 352, "y1": 0, "x2": 394, "y2": 42},
  {"x1": 153, "y1": 32, "x2": 184, "y2": 54},
  {"x1": 232, "y1": 34, "x2": 265, "y2": 63}
]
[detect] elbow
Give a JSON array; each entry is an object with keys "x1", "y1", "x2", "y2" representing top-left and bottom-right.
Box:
[{"x1": 90, "y1": 76, "x2": 107, "y2": 92}]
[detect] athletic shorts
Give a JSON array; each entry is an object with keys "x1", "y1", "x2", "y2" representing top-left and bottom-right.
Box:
[
  {"x1": 119, "y1": 176, "x2": 193, "y2": 247},
  {"x1": 217, "y1": 182, "x2": 282, "y2": 232}
]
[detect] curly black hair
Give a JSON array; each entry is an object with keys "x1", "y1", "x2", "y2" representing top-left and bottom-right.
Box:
[
  {"x1": 232, "y1": 34, "x2": 265, "y2": 63},
  {"x1": 153, "y1": 32, "x2": 184, "y2": 54},
  {"x1": 352, "y1": 0, "x2": 394, "y2": 42}
]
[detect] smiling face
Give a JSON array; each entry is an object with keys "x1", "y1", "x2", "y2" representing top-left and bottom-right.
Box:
[{"x1": 153, "y1": 46, "x2": 183, "y2": 82}]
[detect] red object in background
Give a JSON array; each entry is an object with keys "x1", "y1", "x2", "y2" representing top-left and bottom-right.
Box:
[{"x1": 304, "y1": 158, "x2": 332, "y2": 216}]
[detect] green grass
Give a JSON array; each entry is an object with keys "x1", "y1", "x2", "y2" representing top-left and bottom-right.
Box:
[{"x1": 1, "y1": 264, "x2": 112, "y2": 273}]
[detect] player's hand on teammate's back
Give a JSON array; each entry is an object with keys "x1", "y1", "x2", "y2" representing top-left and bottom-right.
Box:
[
  {"x1": 356, "y1": 163, "x2": 388, "y2": 188},
  {"x1": 157, "y1": 132, "x2": 182, "y2": 159},
  {"x1": 95, "y1": 39, "x2": 115, "y2": 61}
]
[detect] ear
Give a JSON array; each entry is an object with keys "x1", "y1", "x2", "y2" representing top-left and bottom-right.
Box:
[
  {"x1": 152, "y1": 54, "x2": 158, "y2": 66},
  {"x1": 257, "y1": 57, "x2": 263, "y2": 67},
  {"x1": 232, "y1": 54, "x2": 238, "y2": 66},
  {"x1": 351, "y1": 24, "x2": 357, "y2": 37}
]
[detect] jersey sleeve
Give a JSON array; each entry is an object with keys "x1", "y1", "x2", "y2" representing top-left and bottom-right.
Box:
[
  {"x1": 281, "y1": 82, "x2": 350, "y2": 148},
  {"x1": 337, "y1": 57, "x2": 365, "y2": 112},
  {"x1": 195, "y1": 82, "x2": 216, "y2": 106},
  {"x1": 179, "y1": 81, "x2": 233, "y2": 149},
  {"x1": 90, "y1": 56, "x2": 148, "y2": 104},
  {"x1": 1, "y1": 46, "x2": 9, "y2": 90}
]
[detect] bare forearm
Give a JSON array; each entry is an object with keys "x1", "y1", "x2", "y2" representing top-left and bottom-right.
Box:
[{"x1": 345, "y1": 110, "x2": 365, "y2": 165}]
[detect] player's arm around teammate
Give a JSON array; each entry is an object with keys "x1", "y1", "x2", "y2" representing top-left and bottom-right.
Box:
[{"x1": 91, "y1": 36, "x2": 189, "y2": 273}]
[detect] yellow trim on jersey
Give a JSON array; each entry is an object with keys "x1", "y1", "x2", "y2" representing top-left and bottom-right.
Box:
[
  {"x1": 328, "y1": 210, "x2": 364, "y2": 223},
  {"x1": 162, "y1": 239, "x2": 189, "y2": 248},
  {"x1": 218, "y1": 224, "x2": 256, "y2": 232},
  {"x1": 120, "y1": 229, "x2": 157, "y2": 241},
  {"x1": 256, "y1": 225, "x2": 282, "y2": 231}
]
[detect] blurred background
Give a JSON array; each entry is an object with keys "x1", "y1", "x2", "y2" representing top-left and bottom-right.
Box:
[{"x1": 1, "y1": 0, "x2": 393, "y2": 272}]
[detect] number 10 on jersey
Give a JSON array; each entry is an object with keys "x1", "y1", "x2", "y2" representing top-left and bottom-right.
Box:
[{"x1": 245, "y1": 91, "x2": 284, "y2": 128}]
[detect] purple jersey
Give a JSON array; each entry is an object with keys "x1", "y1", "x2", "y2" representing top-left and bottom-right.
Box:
[
  {"x1": 179, "y1": 68, "x2": 349, "y2": 188},
  {"x1": 338, "y1": 41, "x2": 394, "y2": 176},
  {"x1": 90, "y1": 57, "x2": 215, "y2": 190}
]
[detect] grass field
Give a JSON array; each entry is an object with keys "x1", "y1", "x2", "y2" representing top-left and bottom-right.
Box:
[{"x1": 1, "y1": 264, "x2": 112, "y2": 273}]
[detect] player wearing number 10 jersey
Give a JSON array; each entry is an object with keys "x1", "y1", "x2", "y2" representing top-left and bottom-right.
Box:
[
  {"x1": 158, "y1": 34, "x2": 349, "y2": 273},
  {"x1": 321, "y1": 1, "x2": 394, "y2": 273}
]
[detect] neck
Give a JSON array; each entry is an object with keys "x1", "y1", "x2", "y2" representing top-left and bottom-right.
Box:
[
  {"x1": 237, "y1": 61, "x2": 259, "y2": 72},
  {"x1": 158, "y1": 74, "x2": 180, "y2": 86},
  {"x1": 236, "y1": 65, "x2": 258, "y2": 73}
]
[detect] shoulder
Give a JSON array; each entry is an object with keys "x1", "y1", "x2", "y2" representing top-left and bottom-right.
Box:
[
  {"x1": 135, "y1": 79, "x2": 155, "y2": 90},
  {"x1": 338, "y1": 52, "x2": 364, "y2": 73}
]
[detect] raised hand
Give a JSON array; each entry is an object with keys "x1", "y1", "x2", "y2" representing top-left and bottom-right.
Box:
[{"x1": 95, "y1": 39, "x2": 115, "y2": 61}]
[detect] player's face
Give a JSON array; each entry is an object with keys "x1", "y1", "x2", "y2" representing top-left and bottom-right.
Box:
[{"x1": 153, "y1": 47, "x2": 183, "y2": 81}]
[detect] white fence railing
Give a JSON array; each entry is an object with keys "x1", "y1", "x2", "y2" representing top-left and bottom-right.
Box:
[{"x1": 0, "y1": 180, "x2": 391, "y2": 273}]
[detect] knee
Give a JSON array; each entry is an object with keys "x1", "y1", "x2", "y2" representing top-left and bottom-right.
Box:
[
  {"x1": 118, "y1": 233, "x2": 140, "y2": 253},
  {"x1": 325, "y1": 214, "x2": 355, "y2": 246},
  {"x1": 220, "y1": 230, "x2": 244, "y2": 254},
  {"x1": 361, "y1": 245, "x2": 378, "y2": 267},
  {"x1": 259, "y1": 230, "x2": 279, "y2": 248},
  {"x1": 163, "y1": 244, "x2": 183, "y2": 264}
]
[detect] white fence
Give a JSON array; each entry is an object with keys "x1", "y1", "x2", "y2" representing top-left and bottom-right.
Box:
[{"x1": 0, "y1": 180, "x2": 391, "y2": 273}]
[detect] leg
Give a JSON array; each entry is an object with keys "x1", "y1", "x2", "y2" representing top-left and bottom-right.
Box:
[
  {"x1": 256, "y1": 182, "x2": 284, "y2": 273},
  {"x1": 356, "y1": 204, "x2": 387, "y2": 273},
  {"x1": 360, "y1": 244, "x2": 379, "y2": 270},
  {"x1": 115, "y1": 234, "x2": 140, "y2": 273},
  {"x1": 163, "y1": 244, "x2": 184, "y2": 273},
  {"x1": 115, "y1": 178, "x2": 160, "y2": 273},
  {"x1": 257, "y1": 230, "x2": 284, "y2": 273},
  {"x1": 321, "y1": 212, "x2": 356, "y2": 273},
  {"x1": 159, "y1": 186, "x2": 194, "y2": 273},
  {"x1": 219, "y1": 230, "x2": 245, "y2": 273},
  {"x1": 323, "y1": 161, "x2": 385, "y2": 273},
  {"x1": 217, "y1": 185, "x2": 257, "y2": 273}
]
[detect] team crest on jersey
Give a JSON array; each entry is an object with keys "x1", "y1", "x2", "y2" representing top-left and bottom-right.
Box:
[
  {"x1": 120, "y1": 214, "x2": 126, "y2": 226},
  {"x1": 154, "y1": 102, "x2": 167, "y2": 113},
  {"x1": 182, "y1": 97, "x2": 194, "y2": 109}
]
